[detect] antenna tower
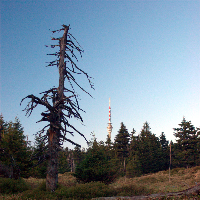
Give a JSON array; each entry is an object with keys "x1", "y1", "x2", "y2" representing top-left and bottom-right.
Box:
[{"x1": 107, "y1": 98, "x2": 113, "y2": 139}]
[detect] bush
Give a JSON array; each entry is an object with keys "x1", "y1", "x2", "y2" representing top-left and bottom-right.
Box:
[
  {"x1": 0, "y1": 178, "x2": 29, "y2": 194},
  {"x1": 21, "y1": 190, "x2": 56, "y2": 200},
  {"x1": 20, "y1": 181, "x2": 57, "y2": 200},
  {"x1": 126, "y1": 158, "x2": 142, "y2": 178},
  {"x1": 74, "y1": 141, "x2": 119, "y2": 184},
  {"x1": 36, "y1": 181, "x2": 47, "y2": 191},
  {"x1": 57, "y1": 182, "x2": 116, "y2": 199}
]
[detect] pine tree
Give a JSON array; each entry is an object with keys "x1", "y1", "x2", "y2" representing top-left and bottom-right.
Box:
[
  {"x1": 159, "y1": 132, "x2": 169, "y2": 170},
  {"x1": 174, "y1": 117, "x2": 199, "y2": 167},
  {"x1": 129, "y1": 128, "x2": 138, "y2": 158},
  {"x1": 126, "y1": 128, "x2": 142, "y2": 177},
  {"x1": 136, "y1": 122, "x2": 161, "y2": 174},
  {"x1": 73, "y1": 146, "x2": 84, "y2": 165},
  {"x1": 74, "y1": 140, "x2": 119, "y2": 184},
  {"x1": 0, "y1": 117, "x2": 31, "y2": 178},
  {"x1": 114, "y1": 122, "x2": 130, "y2": 174},
  {"x1": 58, "y1": 149, "x2": 70, "y2": 174},
  {"x1": 0, "y1": 114, "x2": 6, "y2": 142},
  {"x1": 105, "y1": 134, "x2": 111, "y2": 147},
  {"x1": 31, "y1": 134, "x2": 48, "y2": 178}
]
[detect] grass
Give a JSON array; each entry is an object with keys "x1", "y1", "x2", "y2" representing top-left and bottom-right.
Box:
[{"x1": 1, "y1": 167, "x2": 200, "y2": 199}]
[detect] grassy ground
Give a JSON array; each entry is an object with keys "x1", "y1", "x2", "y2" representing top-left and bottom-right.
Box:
[
  {"x1": 112, "y1": 166, "x2": 200, "y2": 194},
  {"x1": 1, "y1": 167, "x2": 200, "y2": 199}
]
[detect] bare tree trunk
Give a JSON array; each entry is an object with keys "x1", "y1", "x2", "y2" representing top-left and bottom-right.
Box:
[
  {"x1": 21, "y1": 25, "x2": 92, "y2": 192},
  {"x1": 58, "y1": 26, "x2": 69, "y2": 99},
  {"x1": 46, "y1": 128, "x2": 59, "y2": 191},
  {"x1": 123, "y1": 157, "x2": 126, "y2": 173},
  {"x1": 46, "y1": 26, "x2": 69, "y2": 192}
]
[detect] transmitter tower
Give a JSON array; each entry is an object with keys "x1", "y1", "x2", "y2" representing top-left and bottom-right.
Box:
[{"x1": 107, "y1": 98, "x2": 113, "y2": 139}]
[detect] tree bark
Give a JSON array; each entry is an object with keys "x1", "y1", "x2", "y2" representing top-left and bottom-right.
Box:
[
  {"x1": 46, "y1": 26, "x2": 69, "y2": 192},
  {"x1": 58, "y1": 25, "x2": 69, "y2": 99},
  {"x1": 46, "y1": 128, "x2": 59, "y2": 191}
]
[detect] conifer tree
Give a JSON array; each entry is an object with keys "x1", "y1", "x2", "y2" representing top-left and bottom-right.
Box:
[
  {"x1": 129, "y1": 128, "x2": 138, "y2": 158},
  {"x1": 58, "y1": 149, "x2": 70, "y2": 174},
  {"x1": 105, "y1": 134, "x2": 111, "y2": 147},
  {"x1": 126, "y1": 128, "x2": 142, "y2": 177},
  {"x1": 114, "y1": 122, "x2": 130, "y2": 173},
  {"x1": 136, "y1": 122, "x2": 161, "y2": 174},
  {"x1": 73, "y1": 146, "x2": 84, "y2": 165},
  {"x1": 174, "y1": 118, "x2": 200, "y2": 167},
  {"x1": 159, "y1": 132, "x2": 169, "y2": 170},
  {"x1": 0, "y1": 117, "x2": 31, "y2": 178},
  {"x1": 31, "y1": 134, "x2": 48, "y2": 178},
  {"x1": 74, "y1": 139, "x2": 119, "y2": 184},
  {"x1": 0, "y1": 114, "x2": 6, "y2": 142}
]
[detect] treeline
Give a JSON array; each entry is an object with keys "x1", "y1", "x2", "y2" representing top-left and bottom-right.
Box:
[{"x1": 0, "y1": 114, "x2": 200, "y2": 183}]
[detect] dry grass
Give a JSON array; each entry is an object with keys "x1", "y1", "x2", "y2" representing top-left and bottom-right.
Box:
[
  {"x1": 58, "y1": 172, "x2": 77, "y2": 187},
  {"x1": 111, "y1": 166, "x2": 200, "y2": 194},
  {"x1": 24, "y1": 177, "x2": 45, "y2": 189},
  {"x1": 1, "y1": 167, "x2": 200, "y2": 199}
]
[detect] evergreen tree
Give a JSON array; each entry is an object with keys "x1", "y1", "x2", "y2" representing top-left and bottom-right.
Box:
[
  {"x1": 74, "y1": 139, "x2": 119, "y2": 184},
  {"x1": 0, "y1": 117, "x2": 31, "y2": 179},
  {"x1": 0, "y1": 114, "x2": 6, "y2": 142},
  {"x1": 105, "y1": 134, "x2": 111, "y2": 147},
  {"x1": 105, "y1": 134, "x2": 115, "y2": 159},
  {"x1": 114, "y1": 122, "x2": 130, "y2": 174},
  {"x1": 73, "y1": 146, "x2": 84, "y2": 165},
  {"x1": 126, "y1": 128, "x2": 142, "y2": 177},
  {"x1": 136, "y1": 122, "x2": 161, "y2": 174},
  {"x1": 129, "y1": 128, "x2": 138, "y2": 158},
  {"x1": 58, "y1": 148, "x2": 70, "y2": 174},
  {"x1": 159, "y1": 132, "x2": 169, "y2": 170},
  {"x1": 173, "y1": 118, "x2": 199, "y2": 167},
  {"x1": 31, "y1": 134, "x2": 48, "y2": 178},
  {"x1": 114, "y1": 122, "x2": 130, "y2": 159}
]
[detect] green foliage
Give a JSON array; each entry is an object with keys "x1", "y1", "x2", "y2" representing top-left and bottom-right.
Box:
[
  {"x1": 129, "y1": 122, "x2": 162, "y2": 175},
  {"x1": 159, "y1": 132, "x2": 169, "y2": 170},
  {"x1": 0, "y1": 116, "x2": 32, "y2": 178},
  {"x1": 57, "y1": 182, "x2": 115, "y2": 199},
  {"x1": 36, "y1": 180, "x2": 47, "y2": 191},
  {"x1": 173, "y1": 117, "x2": 200, "y2": 167},
  {"x1": 30, "y1": 135, "x2": 48, "y2": 178},
  {"x1": 126, "y1": 156, "x2": 142, "y2": 178},
  {"x1": 21, "y1": 190, "x2": 56, "y2": 200},
  {"x1": 74, "y1": 140, "x2": 119, "y2": 184},
  {"x1": 58, "y1": 150, "x2": 70, "y2": 174},
  {"x1": 0, "y1": 178, "x2": 29, "y2": 194},
  {"x1": 114, "y1": 122, "x2": 130, "y2": 160}
]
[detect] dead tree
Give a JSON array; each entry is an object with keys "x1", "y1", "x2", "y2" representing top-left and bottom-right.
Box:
[{"x1": 21, "y1": 25, "x2": 94, "y2": 192}]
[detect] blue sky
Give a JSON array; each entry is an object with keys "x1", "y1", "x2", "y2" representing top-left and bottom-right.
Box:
[{"x1": 1, "y1": 0, "x2": 200, "y2": 149}]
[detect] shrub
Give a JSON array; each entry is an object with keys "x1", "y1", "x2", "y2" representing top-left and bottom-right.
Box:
[
  {"x1": 74, "y1": 141, "x2": 119, "y2": 184},
  {"x1": 21, "y1": 190, "x2": 56, "y2": 200},
  {"x1": 20, "y1": 181, "x2": 57, "y2": 200},
  {"x1": 36, "y1": 181, "x2": 47, "y2": 191},
  {"x1": 0, "y1": 178, "x2": 29, "y2": 194},
  {"x1": 57, "y1": 182, "x2": 116, "y2": 199}
]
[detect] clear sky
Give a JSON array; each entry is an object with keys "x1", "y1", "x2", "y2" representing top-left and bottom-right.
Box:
[{"x1": 1, "y1": 0, "x2": 200, "y2": 149}]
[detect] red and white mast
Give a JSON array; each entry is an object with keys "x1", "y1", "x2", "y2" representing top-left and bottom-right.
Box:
[{"x1": 107, "y1": 98, "x2": 113, "y2": 139}]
